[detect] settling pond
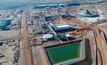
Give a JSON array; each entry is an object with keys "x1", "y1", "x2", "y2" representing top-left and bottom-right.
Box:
[{"x1": 45, "y1": 40, "x2": 85, "y2": 65}]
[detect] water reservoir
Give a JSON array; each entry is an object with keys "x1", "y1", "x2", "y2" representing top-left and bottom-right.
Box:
[
  {"x1": 0, "y1": 18, "x2": 12, "y2": 30},
  {"x1": 45, "y1": 40, "x2": 85, "y2": 65}
]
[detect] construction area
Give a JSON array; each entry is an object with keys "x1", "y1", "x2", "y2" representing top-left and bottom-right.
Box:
[{"x1": 0, "y1": 1, "x2": 107, "y2": 65}]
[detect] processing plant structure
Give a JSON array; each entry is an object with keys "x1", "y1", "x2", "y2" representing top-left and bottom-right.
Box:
[{"x1": 0, "y1": 0, "x2": 107, "y2": 65}]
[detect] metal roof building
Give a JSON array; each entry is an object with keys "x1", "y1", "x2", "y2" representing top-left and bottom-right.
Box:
[{"x1": 52, "y1": 24, "x2": 76, "y2": 32}]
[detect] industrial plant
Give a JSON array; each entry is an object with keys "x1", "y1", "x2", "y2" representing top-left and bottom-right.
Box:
[{"x1": 0, "y1": 0, "x2": 107, "y2": 65}]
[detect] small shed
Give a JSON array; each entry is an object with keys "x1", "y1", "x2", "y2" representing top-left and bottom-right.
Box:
[{"x1": 57, "y1": 33, "x2": 75, "y2": 41}]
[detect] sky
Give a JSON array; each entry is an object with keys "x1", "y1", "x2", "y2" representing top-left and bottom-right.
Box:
[
  {"x1": 0, "y1": 0, "x2": 105, "y2": 9},
  {"x1": 0, "y1": 0, "x2": 71, "y2": 8},
  {"x1": 0, "y1": 0, "x2": 33, "y2": 9},
  {"x1": 0, "y1": 0, "x2": 75, "y2": 3},
  {"x1": 0, "y1": 0, "x2": 30, "y2": 2},
  {"x1": 0, "y1": 0, "x2": 32, "y2": 4}
]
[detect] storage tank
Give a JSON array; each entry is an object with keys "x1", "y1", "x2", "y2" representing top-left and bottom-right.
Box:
[{"x1": 42, "y1": 34, "x2": 54, "y2": 41}]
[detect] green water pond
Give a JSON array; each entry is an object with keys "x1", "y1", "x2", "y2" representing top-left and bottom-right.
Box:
[{"x1": 46, "y1": 41, "x2": 81, "y2": 64}]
